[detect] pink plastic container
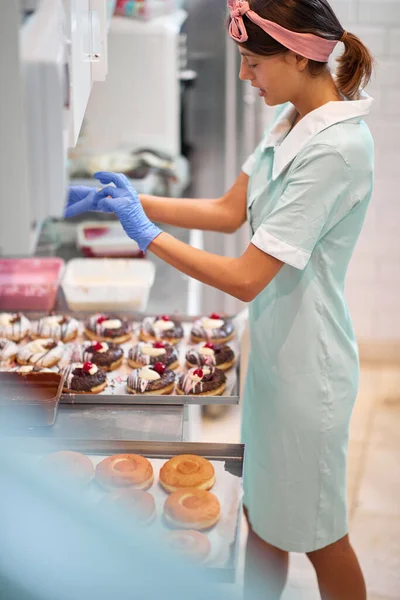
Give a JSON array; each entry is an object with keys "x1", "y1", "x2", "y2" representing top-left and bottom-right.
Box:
[{"x1": 0, "y1": 258, "x2": 64, "y2": 311}]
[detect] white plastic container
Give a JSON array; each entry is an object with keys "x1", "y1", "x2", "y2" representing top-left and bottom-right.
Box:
[
  {"x1": 61, "y1": 258, "x2": 156, "y2": 312},
  {"x1": 76, "y1": 221, "x2": 143, "y2": 258}
]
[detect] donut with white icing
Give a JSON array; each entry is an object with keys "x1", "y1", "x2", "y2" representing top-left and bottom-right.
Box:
[
  {"x1": 84, "y1": 314, "x2": 131, "y2": 344},
  {"x1": 190, "y1": 313, "x2": 235, "y2": 344},
  {"x1": 139, "y1": 315, "x2": 183, "y2": 346},
  {"x1": 127, "y1": 363, "x2": 175, "y2": 395},
  {"x1": 72, "y1": 340, "x2": 124, "y2": 372},
  {"x1": 17, "y1": 338, "x2": 65, "y2": 368},
  {"x1": 31, "y1": 315, "x2": 79, "y2": 343},
  {"x1": 128, "y1": 341, "x2": 179, "y2": 370},
  {"x1": 0, "y1": 313, "x2": 31, "y2": 342},
  {"x1": 186, "y1": 342, "x2": 235, "y2": 372},
  {"x1": 61, "y1": 361, "x2": 107, "y2": 394},
  {"x1": 177, "y1": 367, "x2": 226, "y2": 397},
  {"x1": 0, "y1": 338, "x2": 18, "y2": 363}
]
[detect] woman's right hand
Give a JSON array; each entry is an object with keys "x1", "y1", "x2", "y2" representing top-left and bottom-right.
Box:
[{"x1": 64, "y1": 185, "x2": 97, "y2": 218}]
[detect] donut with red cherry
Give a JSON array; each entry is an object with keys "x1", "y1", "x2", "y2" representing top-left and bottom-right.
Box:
[
  {"x1": 72, "y1": 340, "x2": 124, "y2": 372},
  {"x1": 190, "y1": 313, "x2": 235, "y2": 344},
  {"x1": 62, "y1": 361, "x2": 107, "y2": 394},
  {"x1": 128, "y1": 340, "x2": 179, "y2": 370},
  {"x1": 177, "y1": 366, "x2": 226, "y2": 397},
  {"x1": 84, "y1": 314, "x2": 131, "y2": 344},
  {"x1": 186, "y1": 342, "x2": 235, "y2": 372},
  {"x1": 127, "y1": 362, "x2": 176, "y2": 395},
  {"x1": 139, "y1": 315, "x2": 183, "y2": 345}
]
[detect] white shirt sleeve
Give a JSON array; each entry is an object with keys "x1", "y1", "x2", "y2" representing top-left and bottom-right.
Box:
[{"x1": 242, "y1": 153, "x2": 257, "y2": 176}]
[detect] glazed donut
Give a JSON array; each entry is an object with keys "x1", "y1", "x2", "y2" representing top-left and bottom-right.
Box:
[
  {"x1": 163, "y1": 530, "x2": 211, "y2": 563},
  {"x1": 84, "y1": 314, "x2": 131, "y2": 344},
  {"x1": 62, "y1": 362, "x2": 107, "y2": 394},
  {"x1": 72, "y1": 340, "x2": 124, "y2": 372},
  {"x1": 160, "y1": 455, "x2": 215, "y2": 493},
  {"x1": 164, "y1": 489, "x2": 220, "y2": 531},
  {"x1": 177, "y1": 367, "x2": 226, "y2": 397},
  {"x1": 128, "y1": 341, "x2": 179, "y2": 371},
  {"x1": 190, "y1": 314, "x2": 235, "y2": 345},
  {"x1": 31, "y1": 315, "x2": 79, "y2": 343},
  {"x1": 139, "y1": 316, "x2": 184, "y2": 346},
  {"x1": 186, "y1": 342, "x2": 235, "y2": 372},
  {"x1": 17, "y1": 338, "x2": 64, "y2": 368},
  {"x1": 95, "y1": 454, "x2": 154, "y2": 491},
  {"x1": 0, "y1": 338, "x2": 18, "y2": 363},
  {"x1": 0, "y1": 313, "x2": 30, "y2": 342},
  {"x1": 40, "y1": 451, "x2": 94, "y2": 486},
  {"x1": 98, "y1": 489, "x2": 156, "y2": 526}
]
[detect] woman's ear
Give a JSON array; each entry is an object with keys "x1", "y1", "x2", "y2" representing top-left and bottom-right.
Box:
[{"x1": 285, "y1": 52, "x2": 309, "y2": 72}]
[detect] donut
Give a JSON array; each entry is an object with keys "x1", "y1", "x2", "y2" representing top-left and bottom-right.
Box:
[
  {"x1": 190, "y1": 313, "x2": 235, "y2": 345},
  {"x1": 72, "y1": 341, "x2": 124, "y2": 372},
  {"x1": 139, "y1": 316, "x2": 183, "y2": 346},
  {"x1": 186, "y1": 342, "x2": 235, "y2": 372},
  {"x1": 0, "y1": 338, "x2": 18, "y2": 363},
  {"x1": 95, "y1": 454, "x2": 154, "y2": 491},
  {"x1": 62, "y1": 362, "x2": 107, "y2": 394},
  {"x1": 15, "y1": 365, "x2": 54, "y2": 375},
  {"x1": 84, "y1": 314, "x2": 131, "y2": 344},
  {"x1": 177, "y1": 367, "x2": 226, "y2": 397},
  {"x1": 17, "y1": 339, "x2": 64, "y2": 368},
  {"x1": 164, "y1": 489, "x2": 220, "y2": 531},
  {"x1": 31, "y1": 315, "x2": 79, "y2": 343},
  {"x1": 40, "y1": 451, "x2": 94, "y2": 486},
  {"x1": 98, "y1": 489, "x2": 156, "y2": 526},
  {"x1": 127, "y1": 364, "x2": 175, "y2": 395},
  {"x1": 128, "y1": 341, "x2": 179, "y2": 371},
  {"x1": 163, "y1": 530, "x2": 211, "y2": 563},
  {"x1": 0, "y1": 313, "x2": 31, "y2": 342},
  {"x1": 159, "y1": 455, "x2": 215, "y2": 493}
]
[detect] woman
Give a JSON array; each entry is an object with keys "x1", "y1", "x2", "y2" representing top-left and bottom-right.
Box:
[{"x1": 67, "y1": 1, "x2": 374, "y2": 598}]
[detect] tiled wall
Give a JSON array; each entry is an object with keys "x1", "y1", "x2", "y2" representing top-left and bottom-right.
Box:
[{"x1": 329, "y1": 0, "x2": 400, "y2": 343}]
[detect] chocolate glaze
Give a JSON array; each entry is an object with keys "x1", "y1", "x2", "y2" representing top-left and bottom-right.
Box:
[
  {"x1": 128, "y1": 343, "x2": 178, "y2": 368},
  {"x1": 85, "y1": 315, "x2": 131, "y2": 340},
  {"x1": 78, "y1": 343, "x2": 124, "y2": 368},
  {"x1": 191, "y1": 319, "x2": 234, "y2": 341},
  {"x1": 140, "y1": 317, "x2": 183, "y2": 342},
  {"x1": 186, "y1": 344, "x2": 235, "y2": 367},
  {"x1": 127, "y1": 368, "x2": 176, "y2": 393},
  {"x1": 178, "y1": 367, "x2": 226, "y2": 395},
  {"x1": 63, "y1": 365, "x2": 107, "y2": 392}
]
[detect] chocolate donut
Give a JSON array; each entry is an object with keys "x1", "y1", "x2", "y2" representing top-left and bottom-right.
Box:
[
  {"x1": 177, "y1": 367, "x2": 226, "y2": 397},
  {"x1": 127, "y1": 364, "x2": 176, "y2": 395},
  {"x1": 62, "y1": 362, "x2": 107, "y2": 394},
  {"x1": 72, "y1": 341, "x2": 124, "y2": 372},
  {"x1": 186, "y1": 342, "x2": 235, "y2": 372},
  {"x1": 128, "y1": 341, "x2": 179, "y2": 370},
  {"x1": 190, "y1": 314, "x2": 235, "y2": 344},
  {"x1": 139, "y1": 316, "x2": 183, "y2": 345},
  {"x1": 84, "y1": 314, "x2": 131, "y2": 344}
]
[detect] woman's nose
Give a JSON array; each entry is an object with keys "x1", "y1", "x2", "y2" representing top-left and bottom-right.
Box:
[{"x1": 239, "y1": 58, "x2": 253, "y2": 82}]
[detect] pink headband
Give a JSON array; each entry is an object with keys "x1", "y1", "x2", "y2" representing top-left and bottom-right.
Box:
[{"x1": 228, "y1": 0, "x2": 339, "y2": 62}]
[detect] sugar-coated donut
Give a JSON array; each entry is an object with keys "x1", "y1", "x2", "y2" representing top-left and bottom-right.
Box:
[
  {"x1": 98, "y1": 489, "x2": 156, "y2": 526},
  {"x1": 164, "y1": 489, "x2": 221, "y2": 531},
  {"x1": 95, "y1": 454, "x2": 154, "y2": 491},
  {"x1": 160, "y1": 455, "x2": 215, "y2": 493},
  {"x1": 17, "y1": 338, "x2": 64, "y2": 368},
  {"x1": 0, "y1": 313, "x2": 31, "y2": 342},
  {"x1": 40, "y1": 451, "x2": 94, "y2": 486},
  {"x1": 163, "y1": 530, "x2": 211, "y2": 563},
  {"x1": 31, "y1": 315, "x2": 79, "y2": 343}
]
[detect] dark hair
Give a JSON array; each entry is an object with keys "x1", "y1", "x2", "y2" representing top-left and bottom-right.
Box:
[{"x1": 231, "y1": 0, "x2": 374, "y2": 100}]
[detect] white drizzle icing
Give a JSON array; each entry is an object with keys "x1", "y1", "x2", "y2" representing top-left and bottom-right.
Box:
[
  {"x1": 0, "y1": 338, "x2": 18, "y2": 362},
  {"x1": 32, "y1": 315, "x2": 79, "y2": 341},
  {"x1": 0, "y1": 313, "x2": 31, "y2": 340},
  {"x1": 17, "y1": 339, "x2": 64, "y2": 367}
]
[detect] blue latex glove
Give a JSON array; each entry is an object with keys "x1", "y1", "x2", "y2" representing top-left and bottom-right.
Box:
[
  {"x1": 64, "y1": 185, "x2": 97, "y2": 218},
  {"x1": 92, "y1": 171, "x2": 162, "y2": 252}
]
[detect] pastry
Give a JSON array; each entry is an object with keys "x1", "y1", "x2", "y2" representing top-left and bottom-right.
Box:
[
  {"x1": 17, "y1": 338, "x2": 64, "y2": 368},
  {"x1": 95, "y1": 454, "x2": 154, "y2": 491},
  {"x1": 127, "y1": 363, "x2": 175, "y2": 395},
  {"x1": 128, "y1": 341, "x2": 179, "y2": 370},
  {"x1": 98, "y1": 489, "x2": 156, "y2": 526},
  {"x1": 190, "y1": 313, "x2": 235, "y2": 344},
  {"x1": 84, "y1": 314, "x2": 131, "y2": 344},
  {"x1": 163, "y1": 530, "x2": 211, "y2": 563},
  {"x1": 62, "y1": 361, "x2": 107, "y2": 394},
  {"x1": 164, "y1": 489, "x2": 221, "y2": 531},
  {"x1": 15, "y1": 365, "x2": 54, "y2": 374},
  {"x1": 160, "y1": 455, "x2": 215, "y2": 493},
  {"x1": 139, "y1": 315, "x2": 184, "y2": 345},
  {"x1": 40, "y1": 451, "x2": 94, "y2": 486},
  {"x1": 0, "y1": 338, "x2": 18, "y2": 363},
  {"x1": 31, "y1": 315, "x2": 79, "y2": 343},
  {"x1": 177, "y1": 367, "x2": 226, "y2": 397},
  {"x1": 72, "y1": 340, "x2": 124, "y2": 372},
  {"x1": 0, "y1": 313, "x2": 30, "y2": 342},
  {"x1": 186, "y1": 342, "x2": 235, "y2": 372}
]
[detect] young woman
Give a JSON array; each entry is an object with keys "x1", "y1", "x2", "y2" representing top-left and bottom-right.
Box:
[{"x1": 66, "y1": 1, "x2": 374, "y2": 598}]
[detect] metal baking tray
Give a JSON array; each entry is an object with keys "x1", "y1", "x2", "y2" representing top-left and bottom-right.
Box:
[
  {"x1": 24, "y1": 439, "x2": 245, "y2": 583},
  {"x1": 15, "y1": 312, "x2": 242, "y2": 407}
]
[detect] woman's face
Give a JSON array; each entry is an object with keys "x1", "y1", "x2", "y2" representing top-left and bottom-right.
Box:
[{"x1": 239, "y1": 49, "x2": 305, "y2": 106}]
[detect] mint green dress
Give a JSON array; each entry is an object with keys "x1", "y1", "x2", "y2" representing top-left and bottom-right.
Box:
[{"x1": 241, "y1": 94, "x2": 374, "y2": 552}]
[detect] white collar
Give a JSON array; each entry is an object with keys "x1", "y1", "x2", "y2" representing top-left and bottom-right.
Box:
[{"x1": 262, "y1": 91, "x2": 374, "y2": 180}]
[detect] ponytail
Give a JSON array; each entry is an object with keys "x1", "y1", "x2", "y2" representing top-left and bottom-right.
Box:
[{"x1": 336, "y1": 31, "x2": 374, "y2": 100}]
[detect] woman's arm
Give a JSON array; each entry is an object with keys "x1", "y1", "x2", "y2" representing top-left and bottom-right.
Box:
[
  {"x1": 140, "y1": 172, "x2": 249, "y2": 234},
  {"x1": 149, "y1": 232, "x2": 283, "y2": 303}
]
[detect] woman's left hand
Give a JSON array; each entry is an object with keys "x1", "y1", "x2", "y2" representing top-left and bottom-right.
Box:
[{"x1": 93, "y1": 172, "x2": 162, "y2": 252}]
